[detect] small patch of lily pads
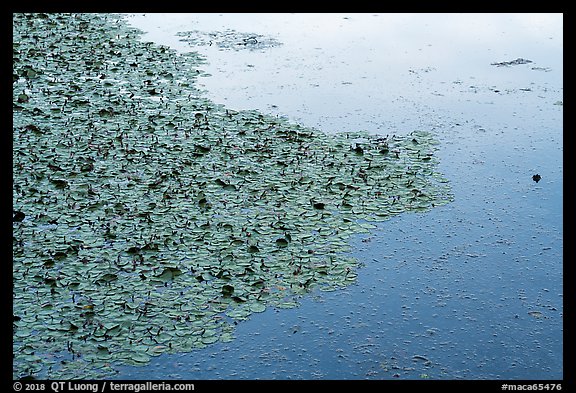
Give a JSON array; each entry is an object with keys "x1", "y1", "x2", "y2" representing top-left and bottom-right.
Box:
[
  {"x1": 176, "y1": 29, "x2": 282, "y2": 51},
  {"x1": 13, "y1": 13, "x2": 452, "y2": 379}
]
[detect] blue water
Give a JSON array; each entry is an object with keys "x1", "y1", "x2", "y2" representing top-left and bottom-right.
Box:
[{"x1": 114, "y1": 13, "x2": 563, "y2": 380}]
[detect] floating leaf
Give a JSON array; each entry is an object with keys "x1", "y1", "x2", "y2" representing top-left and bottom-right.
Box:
[
  {"x1": 222, "y1": 284, "x2": 235, "y2": 296},
  {"x1": 126, "y1": 246, "x2": 141, "y2": 254},
  {"x1": 249, "y1": 303, "x2": 266, "y2": 313},
  {"x1": 194, "y1": 144, "x2": 211, "y2": 154},
  {"x1": 352, "y1": 144, "x2": 364, "y2": 155},
  {"x1": 220, "y1": 332, "x2": 234, "y2": 342},
  {"x1": 17, "y1": 93, "x2": 29, "y2": 103},
  {"x1": 95, "y1": 273, "x2": 118, "y2": 285},
  {"x1": 155, "y1": 267, "x2": 183, "y2": 281},
  {"x1": 311, "y1": 200, "x2": 326, "y2": 210},
  {"x1": 275, "y1": 238, "x2": 289, "y2": 247},
  {"x1": 80, "y1": 162, "x2": 94, "y2": 172},
  {"x1": 105, "y1": 324, "x2": 122, "y2": 336},
  {"x1": 247, "y1": 245, "x2": 260, "y2": 253},
  {"x1": 130, "y1": 352, "x2": 151, "y2": 363},
  {"x1": 49, "y1": 179, "x2": 68, "y2": 189},
  {"x1": 13, "y1": 211, "x2": 25, "y2": 222},
  {"x1": 201, "y1": 332, "x2": 219, "y2": 344}
]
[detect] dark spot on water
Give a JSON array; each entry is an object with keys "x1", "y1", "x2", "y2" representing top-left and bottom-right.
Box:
[{"x1": 13, "y1": 210, "x2": 25, "y2": 222}]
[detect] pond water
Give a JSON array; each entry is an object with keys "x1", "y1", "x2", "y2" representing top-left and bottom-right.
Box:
[{"x1": 116, "y1": 13, "x2": 563, "y2": 380}]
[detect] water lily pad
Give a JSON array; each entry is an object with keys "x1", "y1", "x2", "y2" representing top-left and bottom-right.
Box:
[
  {"x1": 155, "y1": 267, "x2": 183, "y2": 281},
  {"x1": 220, "y1": 332, "x2": 234, "y2": 342},
  {"x1": 128, "y1": 352, "x2": 151, "y2": 364},
  {"x1": 201, "y1": 335, "x2": 219, "y2": 345},
  {"x1": 12, "y1": 12, "x2": 452, "y2": 380},
  {"x1": 249, "y1": 303, "x2": 266, "y2": 313},
  {"x1": 222, "y1": 284, "x2": 235, "y2": 296},
  {"x1": 275, "y1": 237, "x2": 289, "y2": 247}
]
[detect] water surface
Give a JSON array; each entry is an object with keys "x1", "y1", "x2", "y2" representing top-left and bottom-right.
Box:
[{"x1": 117, "y1": 13, "x2": 563, "y2": 380}]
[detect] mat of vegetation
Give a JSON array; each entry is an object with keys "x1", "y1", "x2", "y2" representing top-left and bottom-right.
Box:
[
  {"x1": 13, "y1": 13, "x2": 453, "y2": 379},
  {"x1": 176, "y1": 29, "x2": 283, "y2": 51}
]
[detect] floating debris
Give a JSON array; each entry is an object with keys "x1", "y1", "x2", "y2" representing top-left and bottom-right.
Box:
[
  {"x1": 491, "y1": 58, "x2": 533, "y2": 67},
  {"x1": 176, "y1": 29, "x2": 283, "y2": 51},
  {"x1": 528, "y1": 311, "x2": 544, "y2": 319},
  {"x1": 412, "y1": 354, "x2": 431, "y2": 363}
]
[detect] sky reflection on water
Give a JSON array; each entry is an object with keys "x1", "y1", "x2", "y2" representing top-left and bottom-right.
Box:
[
  {"x1": 127, "y1": 13, "x2": 562, "y2": 135},
  {"x1": 119, "y1": 13, "x2": 563, "y2": 380}
]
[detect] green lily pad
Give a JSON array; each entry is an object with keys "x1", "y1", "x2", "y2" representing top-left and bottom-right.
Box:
[
  {"x1": 12, "y1": 12, "x2": 452, "y2": 380},
  {"x1": 222, "y1": 284, "x2": 235, "y2": 296},
  {"x1": 275, "y1": 237, "x2": 289, "y2": 247},
  {"x1": 155, "y1": 267, "x2": 183, "y2": 281},
  {"x1": 249, "y1": 303, "x2": 266, "y2": 313},
  {"x1": 129, "y1": 352, "x2": 151, "y2": 364}
]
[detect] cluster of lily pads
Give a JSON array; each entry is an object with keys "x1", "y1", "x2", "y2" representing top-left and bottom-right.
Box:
[
  {"x1": 176, "y1": 29, "x2": 283, "y2": 51},
  {"x1": 490, "y1": 58, "x2": 533, "y2": 67},
  {"x1": 13, "y1": 13, "x2": 452, "y2": 379}
]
